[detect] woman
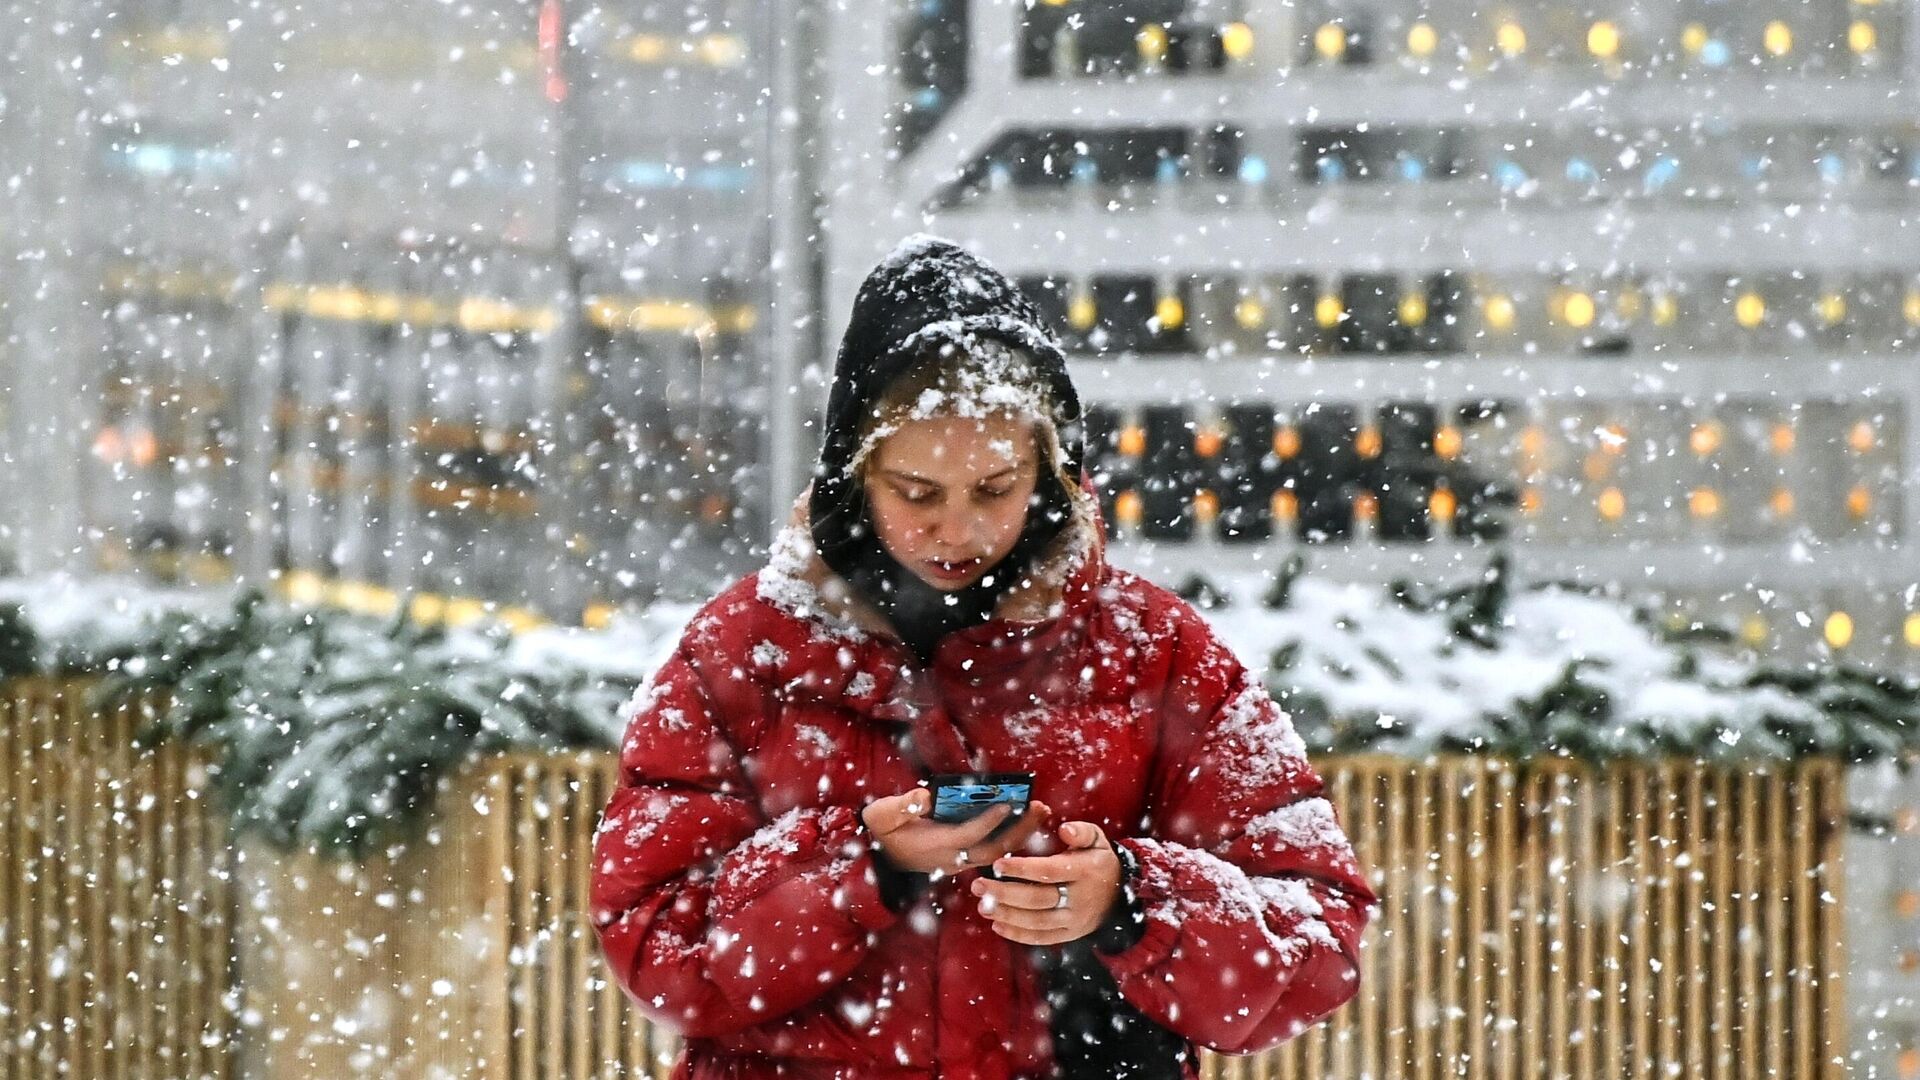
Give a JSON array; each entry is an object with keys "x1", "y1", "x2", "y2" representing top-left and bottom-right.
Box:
[{"x1": 591, "y1": 235, "x2": 1378, "y2": 1079}]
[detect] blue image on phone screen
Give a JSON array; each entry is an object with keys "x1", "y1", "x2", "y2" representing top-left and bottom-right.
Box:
[{"x1": 932, "y1": 782, "x2": 1031, "y2": 824}]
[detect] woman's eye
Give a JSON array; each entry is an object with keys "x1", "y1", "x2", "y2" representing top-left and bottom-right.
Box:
[
  {"x1": 899, "y1": 488, "x2": 936, "y2": 504},
  {"x1": 977, "y1": 486, "x2": 1014, "y2": 500}
]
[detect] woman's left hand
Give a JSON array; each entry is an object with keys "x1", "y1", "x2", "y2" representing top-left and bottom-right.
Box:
[{"x1": 970, "y1": 821, "x2": 1122, "y2": 946}]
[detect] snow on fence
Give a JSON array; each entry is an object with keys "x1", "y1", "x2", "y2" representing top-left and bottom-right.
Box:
[{"x1": 0, "y1": 679, "x2": 1849, "y2": 1079}]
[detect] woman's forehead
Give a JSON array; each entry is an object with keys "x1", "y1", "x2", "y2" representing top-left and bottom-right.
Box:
[{"x1": 872, "y1": 414, "x2": 1036, "y2": 476}]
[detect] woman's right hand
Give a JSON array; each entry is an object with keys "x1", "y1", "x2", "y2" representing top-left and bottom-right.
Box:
[{"x1": 861, "y1": 789, "x2": 1052, "y2": 877}]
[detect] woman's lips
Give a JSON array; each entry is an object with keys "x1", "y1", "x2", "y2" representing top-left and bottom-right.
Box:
[{"x1": 923, "y1": 558, "x2": 982, "y2": 581}]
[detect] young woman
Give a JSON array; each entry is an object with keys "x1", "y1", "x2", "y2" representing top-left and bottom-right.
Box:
[{"x1": 591, "y1": 236, "x2": 1378, "y2": 1079}]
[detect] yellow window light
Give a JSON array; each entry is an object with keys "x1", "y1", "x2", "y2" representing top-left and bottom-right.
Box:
[
  {"x1": 1681, "y1": 23, "x2": 1709, "y2": 55},
  {"x1": 1847, "y1": 485, "x2": 1872, "y2": 518},
  {"x1": 1741, "y1": 614, "x2": 1770, "y2": 647},
  {"x1": 1353, "y1": 490, "x2": 1378, "y2": 520},
  {"x1": 1407, "y1": 22, "x2": 1438, "y2": 57},
  {"x1": 1770, "y1": 487, "x2": 1795, "y2": 518},
  {"x1": 1616, "y1": 287, "x2": 1644, "y2": 321},
  {"x1": 1398, "y1": 292, "x2": 1429, "y2": 327},
  {"x1": 1598, "y1": 422, "x2": 1627, "y2": 454},
  {"x1": 1482, "y1": 293, "x2": 1517, "y2": 331},
  {"x1": 625, "y1": 33, "x2": 668, "y2": 63},
  {"x1": 1137, "y1": 23, "x2": 1170, "y2": 62},
  {"x1": 1314, "y1": 293, "x2": 1345, "y2": 328},
  {"x1": 1271, "y1": 489, "x2": 1298, "y2": 521},
  {"x1": 1118, "y1": 425, "x2": 1147, "y2": 457},
  {"x1": 1597, "y1": 486, "x2": 1626, "y2": 521},
  {"x1": 1904, "y1": 612, "x2": 1920, "y2": 648},
  {"x1": 1154, "y1": 293, "x2": 1186, "y2": 331},
  {"x1": 1849, "y1": 19, "x2": 1878, "y2": 54},
  {"x1": 1651, "y1": 292, "x2": 1679, "y2": 326},
  {"x1": 1770, "y1": 423, "x2": 1796, "y2": 454},
  {"x1": 1234, "y1": 296, "x2": 1267, "y2": 330},
  {"x1": 1847, "y1": 419, "x2": 1877, "y2": 453},
  {"x1": 1817, "y1": 292, "x2": 1847, "y2": 325},
  {"x1": 1588, "y1": 20, "x2": 1620, "y2": 58},
  {"x1": 1222, "y1": 22, "x2": 1255, "y2": 60},
  {"x1": 1273, "y1": 426, "x2": 1300, "y2": 458},
  {"x1": 1429, "y1": 486, "x2": 1457, "y2": 522},
  {"x1": 1518, "y1": 425, "x2": 1546, "y2": 459},
  {"x1": 1314, "y1": 22, "x2": 1348, "y2": 60},
  {"x1": 1495, "y1": 21, "x2": 1527, "y2": 57},
  {"x1": 1193, "y1": 426, "x2": 1224, "y2": 458},
  {"x1": 1193, "y1": 489, "x2": 1220, "y2": 523},
  {"x1": 1581, "y1": 452, "x2": 1612, "y2": 484},
  {"x1": 1689, "y1": 487, "x2": 1721, "y2": 518},
  {"x1": 1763, "y1": 20, "x2": 1793, "y2": 56},
  {"x1": 1735, "y1": 292, "x2": 1767, "y2": 329},
  {"x1": 1825, "y1": 610, "x2": 1853, "y2": 649},
  {"x1": 1068, "y1": 291, "x2": 1097, "y2": 331},
  {"x1": 1115, "y1": 490, "x2": 1144, "y2": 526},
  {"x1": 696, "y1": 34, "x2": 746, "y2": 68},
  {"x1": 1519, "y1": 485, "x2": 1542, "y2": 516},
  {"x1": 1355, "y1": 425, "x2": 1382, "y2": 459},
  {"x1": 1434, "y1": 424, "x2": 1462, "y2": 459},
  {"x1": 1903, "y1": 288, "x2": 1920, "y2": 326},
  {"x1": 582, "y1": 602, "x2": 617, "y2": 631},
  {"x1": 1560, "y1": 290, "x2": 1596, "y2": 328},
  {"x1": 1689, "y1": 421, "x2": 1723, "y2": 456}
]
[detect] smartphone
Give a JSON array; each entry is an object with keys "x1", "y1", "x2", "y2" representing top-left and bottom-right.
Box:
[{"x1": 926, "y1": 772, "x2": 1033, "y2": 842}]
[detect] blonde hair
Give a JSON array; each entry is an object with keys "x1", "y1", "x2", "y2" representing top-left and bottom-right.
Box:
[{"x1": 851, "y1": 339, "x2": 1077, "y2": 497}]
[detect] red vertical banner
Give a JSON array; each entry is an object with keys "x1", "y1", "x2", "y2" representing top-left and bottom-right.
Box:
[{"x1": 540, "y1": 0, "x2": 567, "y2": 103}]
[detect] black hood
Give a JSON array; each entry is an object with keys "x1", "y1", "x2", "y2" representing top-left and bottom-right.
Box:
[{"x1": 808, "y1": 235, "x2": 1086, "y2": 663}]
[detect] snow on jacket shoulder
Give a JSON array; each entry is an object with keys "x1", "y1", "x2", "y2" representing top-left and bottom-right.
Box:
[{"x1": 589, "y1": 487, "x2": 1379, "y2": 1077}]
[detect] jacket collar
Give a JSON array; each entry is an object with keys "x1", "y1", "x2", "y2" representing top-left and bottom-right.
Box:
[{"x1": 757, "y1": 474, "x2": 1108, "y2": 651}]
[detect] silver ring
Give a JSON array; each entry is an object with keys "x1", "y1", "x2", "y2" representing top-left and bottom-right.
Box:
[{"x1": 1054, "y1": 884, "x2": 1070, "y2": 910}]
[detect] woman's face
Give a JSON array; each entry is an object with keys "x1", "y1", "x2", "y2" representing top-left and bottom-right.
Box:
[{"x1": 864, "y1": 412, "x2": 1042, "y2": 592}]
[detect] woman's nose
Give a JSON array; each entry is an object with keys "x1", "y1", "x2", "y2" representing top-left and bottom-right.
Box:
[{"x1": 925, "y1": 510, "x2": 980, "y2": 551}]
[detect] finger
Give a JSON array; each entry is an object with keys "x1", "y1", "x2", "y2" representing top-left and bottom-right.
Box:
[
  {"x1": 988, "y1": 921, "x2": 1078, "y2": 947},
  {"x1": 988, "y1": 851, "x2": 1086, "y2": 884},
  {"x1": 862, "y1": 789, "x2": 931, "y2": 834},
  {"x1": 1058, "y1": 820, "x2": 1108, "y2": 851},
  {"x1": 981, "y1": 902, "x2": 1076, "y2": 933},
  {"x1": 939, "y1": 802, "x2": 1015, "y2": 851},
  {"x1": 962, "y1": 800, "x2": 1051, "y2": 863},
  {"x1": 971, "y1": 877, "x2": 1067, "y2": 912}
]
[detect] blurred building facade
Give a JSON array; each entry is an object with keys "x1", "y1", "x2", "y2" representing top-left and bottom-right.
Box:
[
  {"x1": 0, "y1": 0, "x2": 789, "y2": 623},
  {"x1": 0, "y1": 2, "x2": 1917, "y2": 1068}
]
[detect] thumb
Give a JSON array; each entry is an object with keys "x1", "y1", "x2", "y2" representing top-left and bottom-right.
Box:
[
  {"x1": 1059, "y1": 820, "x2": 1106, "y2": 850},
  {"x1": 865, "y1": 788, "x2": 929, "y2": 834}
]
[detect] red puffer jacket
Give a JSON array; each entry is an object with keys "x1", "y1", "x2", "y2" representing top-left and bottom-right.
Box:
[{"x1": 591, "y1": 485, "x2": 1378, "y2": 1079}]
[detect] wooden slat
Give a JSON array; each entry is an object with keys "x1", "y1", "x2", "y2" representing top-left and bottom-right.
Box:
[
  {"x1": 1682, "y1": 763, "x2": 1707, "y2": 1079},
  {"x1": 24, "y1": 681, "x2": 49, "y2": 1078},
  {"x1": 1383, "y1": 762, "x2": 1408, "y2": 1080},
  {"x1": 1710, "y1": 767, "x2": 1733, "y2": 1080},
  {"x1": 1765, "y1": 765, "x2": 1788, "y2": 1074},
  {"x1": 1817, "y1": 761, "x2": 1849, "y2": 1080},
  {"x1": 1738, "y1": 770, "x2": 1761, "y2": 1076},
  {"x1": 0, "y1": 690, "x2": 15, "y2": 1080},
  {"x1": 1491, "y1": 760, "x2": 1517, "y2": 1080},
  {"x1": 1658, "y1": 760, "x2": 1674, "y2": 1068},
  {"x1": 1459, "y1": 760, "x2": 1485, "y2": 1080}
]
